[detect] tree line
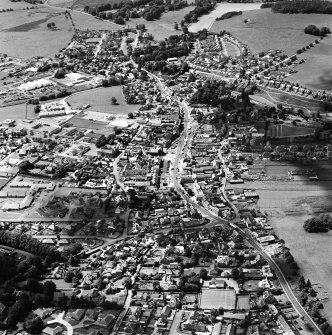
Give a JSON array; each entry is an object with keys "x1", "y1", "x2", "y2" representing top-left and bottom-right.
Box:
[{"x1": 272, "y1": 0, "x2": 332, "y2": 14}]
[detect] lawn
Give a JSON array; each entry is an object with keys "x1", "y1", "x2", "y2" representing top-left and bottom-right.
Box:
[
  {"x1": 210, "y1": 8, "x2": 332, "y2": 55},
  {"x1": 0, "y1": 7, "x2": 73, "y2": 58},
  {"x1": 189, "y1": 2, "x2": 262, "y2": 32},
  {"x1": 66, "y1": 86, "x2": 142, "y2": 115},
  {"x1": 288, "y1": 36, "x2": 332, "y2": 93}
]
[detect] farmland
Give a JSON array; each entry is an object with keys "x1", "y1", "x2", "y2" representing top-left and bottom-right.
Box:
[
  {"x1": 0, "y1": 6, "x2": 73, "y2": 58},
  {"x1": 210, "y1": 9, "x2": 332, "y2": 55},
  {"x1": 189, "y1": 2, "x2": 262, "y2": 32},
  {"x1": 127, "y1": 7, "x2": 194, "y2": 41},
  {"x1": 267, "y1": 124, "x2": 315, "y2": 138},
  {"x1": 288, "y1": 37, "x2": 332, "y2": 93},
  {"x1": 66, "y1": 86, "x2": 142, "y2": 115}
]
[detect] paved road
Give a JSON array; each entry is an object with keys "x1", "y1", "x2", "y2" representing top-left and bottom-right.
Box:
[
  {"x1": 170, "y1": 95, "x2": 322, "y2": 335},
  {"x1": 47, "y1": 312, "x2": 73, "y2": 335}
]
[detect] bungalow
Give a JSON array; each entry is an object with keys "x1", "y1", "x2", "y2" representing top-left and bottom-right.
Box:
[{"x1": 43, "y1": 326, "x2": 62, "y2": 335}]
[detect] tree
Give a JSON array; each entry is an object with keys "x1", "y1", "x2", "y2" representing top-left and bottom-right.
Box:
[
  {"x1": 174, "y1": 22, "x2": 178, "y2": 30},
  {"x1": 24, "y1": 317, "x2": 44, "y2": 334},
  {"x1": 128, "y1": 112, "x2": 134, "y2": 119},
  {"x1": 54, "y1": 69, "x2": 65, "y2": 79},
  {"x1": 123, "y1": 277, "x2": 132, "y2": 290},
  {"x1": 43, "y1": 280, "x2": 56, "y2": 298},
  {"x1": 298, "y1": 276, "x2": 305, "y2": 290},
  {"x1": 111, "y1": 97, "x2": 118, "y2": 105},
  {"x1": 304, "y1": 24, "x2": 320, "y2": 36},
  {"x1": 34, "y1": 105, "x2": 41, "y2": 114},
  {"x1": 231, "y1": 268, "x2": 240, "y2": 280}
]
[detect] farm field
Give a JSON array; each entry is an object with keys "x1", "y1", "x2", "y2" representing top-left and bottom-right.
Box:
[
  {"x1": 288, "y1": 37, "x2": 332, "y2": 93},
  {"x1": 0, "y1": 6, "x2": 73, "y2": 58},
  {"x1": 210, "y1": 9, "x2": 332, "y2": 55},
  {"x1": 70, "y1": 0, "x2": 123, "y2": 10},
  {"x1": 127, "y1": 7, "x2": 194, "y2": 41},
  {"x1": 189, "y1": 2, "x2": 262, "y2": 32},
  {"x1": 66, "y1": 86, "x2": 142, "y2": 115},
  {"x1": 229, "y1": 178, "x2": 332, "y2": 322},
  {"x1": 70, "y1": 10, "x2": 122, "y2": 30}
]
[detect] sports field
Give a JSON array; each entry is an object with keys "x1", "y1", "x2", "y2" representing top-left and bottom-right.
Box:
[{"x1": 66, "y1": 86, "x2": 142, "y2": 115}]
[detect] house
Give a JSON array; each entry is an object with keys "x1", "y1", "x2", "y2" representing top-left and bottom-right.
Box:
[
  {"x1": 95, "y1": 314, "x2": 115, "y2": 328},
  {"x1": 43, "y1": 326, "x2": 62, "y2": 335},
  {"x1": 67, "y1": 309, "x2": 85, "y2": 321}
]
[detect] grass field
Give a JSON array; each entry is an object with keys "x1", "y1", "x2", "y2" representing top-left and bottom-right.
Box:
[
  {"x1": 210, "y1": 9, "x2": 332, "y2": 55},
  {"x1": 200, "y1": 289, "x2": 236, "y2": 309},
  {"x1": 70, "y1": 10, "x2": 122, "y2": 30},
  {"x1": 127, "y1": 7, "x2": 193, "y2": 41},
  {"x1": 0, "y1": 6, "x2": 73, "y2": 58},
  {"x1": 0, "y1": 103, "x2": 36, "y2": 122},
  {"x1": 189, "y1": 2, "x2": 262, "y2": 32},
  {"x1": 229, "y1": 177, "x2": 332, "y2": 322},
  {"x1": 267, "y1": 124, "x2": 315, "y2": 138},
  {"x1": 288, "y1": 37, "x2": 332, "y2": 93},
  {"x1": 66, "y1": 86, "x2": 142, "y2": 115},
  {"x1": 71, "y1": 0, "x2": 123, "y2": 10}
]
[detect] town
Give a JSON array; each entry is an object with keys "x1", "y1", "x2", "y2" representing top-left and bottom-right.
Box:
[{"x1": 0, "y1": 1, "x2": 331, "y2": 335}]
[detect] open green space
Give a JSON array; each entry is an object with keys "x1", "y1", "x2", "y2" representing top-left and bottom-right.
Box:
[
  {"x1": 288, "y1": 37, "x2": 332, "y2": 93},
  {"x1": 127, "y1": 7, "x2": 193, "y2": 40},
  {"x1": 0, "y1": 103, "x2": 36, "y2": 122},
  {"x1": 267, "y1": 124, "x2": 315, "y2": 138},
  {"x1": 210, "y1": 8, "x2": 332, "y2": 55},
  {"x1": 189, "y1": 2, "x2": 262, "y2": 32},
  {"x1": 0, "y1": 7, "x2": 73, "y2": 58},
  {"x1": 66, "y1": 86, "x2": 142, "y2": 115}
]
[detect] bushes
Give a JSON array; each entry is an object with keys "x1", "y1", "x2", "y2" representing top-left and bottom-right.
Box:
[{"x1": 303, "y1": 214, "x2": 332, "y2": 233}]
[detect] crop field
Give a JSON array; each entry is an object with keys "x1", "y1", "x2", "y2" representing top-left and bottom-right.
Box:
[
  {"x1": 70, "y1": 10, "x2": 122, "y2": 30},
  {"x1": 66, "y1": 86, "x2": 142, "y2": 115},
  {"x1": 127, "y1": 7, "x2": 193, "y2": 41},
  {"x1": 189, "y1": 2, "x2": 262, "y2": 32},
  {"x1": 210, "y1": 9, "x2": 332, "y2": 55},
  {"x1": 70, "y1": 0, "x2": 123, "y2": 10},
  {"x1": 288, "y1": 37, "x2": 332, "y2": 93},
  {"x1": 0, "y1": 6, "x2": 73, "y2": 58},
  {"x1": 267, "y1": 124, "x2": 315, "y2": 138}
]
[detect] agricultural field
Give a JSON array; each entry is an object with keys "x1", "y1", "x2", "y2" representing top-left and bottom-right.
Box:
[
  {"x1": 0, "y1": 6, "x2": 73, "y2": 58},
  {"x1": 70, "y1": 10, "x2": 122, "y2": 30},
  {"x1": 210, "y1": 8, "x2": 332, "y2": 55},
  {"x1": 189, "y1": 2, "x2": 262, "y2": 32},
  {"x1": 70, "y1": 0, "x2": 123, "y2": 10},
  {"x1": 127, "y1": 7, "x2": 194, "y2": 41},
  {"x1": 0, "y1": 0, "x2": 33, "y2": 10},
  {"x1": 230, "y1": 176, "x2": 332, "y2": 322},
  {"x1": 288, "y1": 37, "x2": 332, "y2": 93},
  {"x1": 66, "y1": 86, "x2": 142, "y2": 115}
]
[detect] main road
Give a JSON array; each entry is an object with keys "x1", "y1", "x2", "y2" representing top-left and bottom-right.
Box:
[{"x1": 171, "y1": 97, "x2": 322, "y2": 335}]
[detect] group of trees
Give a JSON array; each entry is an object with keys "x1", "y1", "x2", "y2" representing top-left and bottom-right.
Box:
[
  {"x1": 216, "y1": 10, "x2": 242, "y2": 20},
  {"x1": 183, "y1": 0, "x2": 215, "y2": 24},
  {"x1": 0, "y1": 231, "x2": 63, "y2": 262},
  {"x1": 303, "y1": 214, "x2": 332, "y2": 233},
  {"x1": 84, "y1": 0, "x2": 187, "y2": 23},
  {"x1": 304, "y1": 24, "x2": 331, "y2": 36},
  {"x1": 46, "y1": 22, "x2": 56, "y2": 29},
  {"x1": 272, "y1": 0, "x2": 332, "y2": 14}
]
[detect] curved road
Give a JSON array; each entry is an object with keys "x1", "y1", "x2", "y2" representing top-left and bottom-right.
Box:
[{"x1": 172, "y1": 100, "x2": 322, "y2": 335}]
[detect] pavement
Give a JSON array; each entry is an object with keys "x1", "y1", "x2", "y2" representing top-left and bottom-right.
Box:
[{"x1": 47, "y1": 312, "x2": 73, "y2": 335}]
